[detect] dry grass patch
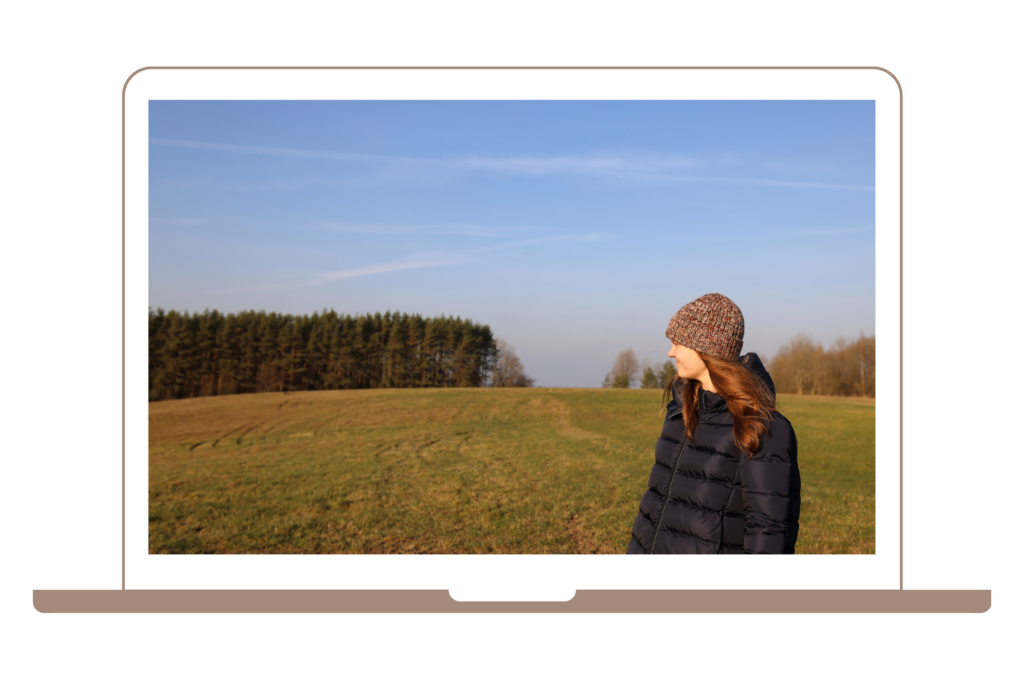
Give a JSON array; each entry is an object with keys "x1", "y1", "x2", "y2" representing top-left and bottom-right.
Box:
[{"x1": 150, "y1": 388, "x2": 873, "y2": 554}]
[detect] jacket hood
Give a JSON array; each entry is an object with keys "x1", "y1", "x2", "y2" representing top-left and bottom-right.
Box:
[
  {"x1": 741, "y1": 352, "x2": 776, "y2": 398},
  {"x1": 666, "y1": 352, "x2": 776, "y2": 418}
]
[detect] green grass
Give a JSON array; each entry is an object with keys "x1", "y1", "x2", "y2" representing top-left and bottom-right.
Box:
[{"x1": 149, "y1": 388, "x2": 874, "y2": 554}]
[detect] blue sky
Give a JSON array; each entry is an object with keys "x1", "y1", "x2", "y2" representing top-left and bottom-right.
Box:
[{"x1": 149, "y1": 100, "x2": 875, "y2": 387}]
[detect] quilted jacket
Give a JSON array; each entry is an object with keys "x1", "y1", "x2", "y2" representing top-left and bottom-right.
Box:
[{"x1": 626, "y1": 353, "x2": 801, "y2": 554}]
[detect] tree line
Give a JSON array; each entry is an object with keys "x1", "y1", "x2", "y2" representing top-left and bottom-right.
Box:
[
  {"x1": 602, "y1": 332, "x2": 875, "y2": 397},
  {"x1": 602, "y1": 349, "x2": 675, "y2": 389},
  {"x1": 148, "y1": 308, "x2": 532, "y2": 402},
  {"x1": 767, "y1": 333, "x2": 875, "y2": 397}
]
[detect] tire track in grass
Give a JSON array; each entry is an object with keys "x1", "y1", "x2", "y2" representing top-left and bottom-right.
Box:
[
  {"x1": 234, "y1": 422, "x2": 262, "y2": 445},
  {"x1": 211, "y1": 421, "x2": 259, "y2": 448}
]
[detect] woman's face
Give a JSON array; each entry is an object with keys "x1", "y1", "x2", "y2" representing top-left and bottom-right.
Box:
[{"x1": 668, "y1": 342, "x2": 707, "y2": 381}]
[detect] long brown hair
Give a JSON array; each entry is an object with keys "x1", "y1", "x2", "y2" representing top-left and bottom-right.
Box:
[{"x1": 661, "y1": 352, "x2": 777, "y2": 457}]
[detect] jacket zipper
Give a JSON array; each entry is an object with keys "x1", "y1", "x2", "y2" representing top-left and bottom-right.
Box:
[{"x1": 648, "y1": 437, "x2": 687, "y2": 554}]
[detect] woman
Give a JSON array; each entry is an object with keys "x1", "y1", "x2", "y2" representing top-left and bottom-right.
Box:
[{"x1": 627, "y1": 293, "x2": 801, "y2": 554}]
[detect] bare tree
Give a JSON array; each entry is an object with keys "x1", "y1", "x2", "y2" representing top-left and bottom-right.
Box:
[
  {"x1": 513, "y1": 373, "x2": 536, "y2": 387},
  {"x1": 768, "y1": 333, "x2": 874, "y2": 397},
  {"x1": 605, "y1": 348, "x2": 640, "y2": 388},
  {"x1": 491, "y1": 338, "x2": 536, "y2": 388}
]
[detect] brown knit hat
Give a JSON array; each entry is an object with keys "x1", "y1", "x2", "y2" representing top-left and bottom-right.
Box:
[{"x1": 665, "y1": 293, "x2": 744, "y2": 360}]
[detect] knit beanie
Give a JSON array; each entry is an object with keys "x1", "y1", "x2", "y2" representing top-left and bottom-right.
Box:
[{"x1": 665, "y1": 293, "x2": 744, "y2": 360}]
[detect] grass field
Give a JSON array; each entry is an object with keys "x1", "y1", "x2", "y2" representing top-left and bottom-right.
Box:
[{"x1": 149, "y1": 388, "x2": 874, "y2": 554}]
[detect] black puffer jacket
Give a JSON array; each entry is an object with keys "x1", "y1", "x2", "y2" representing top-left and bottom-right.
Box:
[{"x1": 627, "y1": 353, "x2": 800, "y2": 554}]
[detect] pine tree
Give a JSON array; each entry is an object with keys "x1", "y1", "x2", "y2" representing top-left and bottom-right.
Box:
[
  {"x1": 147, "y1": 308, "x2": 505, "y2": 400},
  {"x1": 403, "y1": 313, "x2": 424, "y2": 387},
  {"x1": 148, "y1": 308, "x2": 168, "y2": 401},
  {"x1": 277, "y1": 317, "x2": 303, "y2": 392},
  {"x1": 656, "y1": 360, "x2": 677, "y2": 388},
  {"x1": 382, "y1": 312, "x2": 409, "y2": 388},
  {"x1": 197, "y1": 309, "x2": 223, "y2": 396}
]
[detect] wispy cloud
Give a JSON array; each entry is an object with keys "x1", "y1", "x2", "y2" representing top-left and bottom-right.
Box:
[
  {"x1": 316, "y1": 260, "x2": 452, "y2": 282},
  {"x1": 457, "y1": 154, "x2": 701, "y2": 175},
  {"x1": 150, "y1": 137, "x2": 697, "y2": 177},
  {"x1": 314, "y1": 222, "x2": 548, "y2": 237},
  {"x1": 151, "y1": 137, "x2": 871, "y2": 190},
  {"x1": 206, "y1": 259, "x2": 451, "y2": 295},
  {"x1": 202, "y1": 231, "x2": 608, "y2": 296}
]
